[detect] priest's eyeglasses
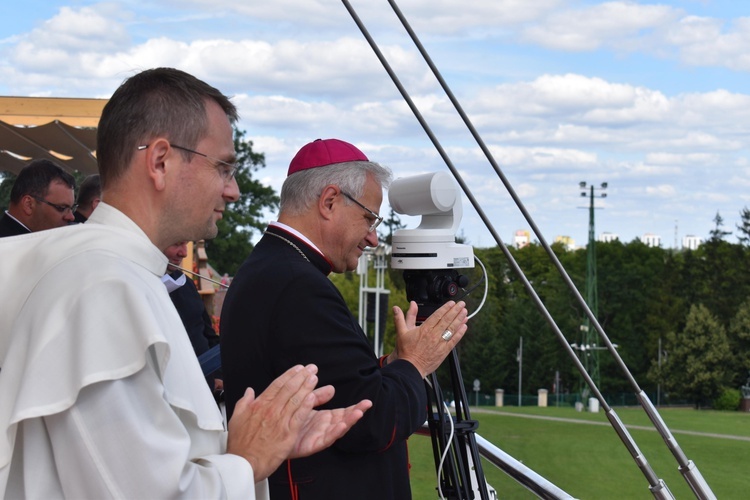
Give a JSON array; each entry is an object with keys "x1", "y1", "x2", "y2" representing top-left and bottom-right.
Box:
[
  {"x1": 31, "y1": 196, "x2": 78, "y2": 214},
  {"x1": 341, "y1": 191, "x2": 383, "y2": 233},
  {"x1": 137, "y1": 144, "x2": 238, "y2": 181}
]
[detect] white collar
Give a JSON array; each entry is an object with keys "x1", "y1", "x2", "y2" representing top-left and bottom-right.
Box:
[
  {"x1": 269, "y1": 221, "x2": 325, "y2": 256},
  {"x1": 161, "y1": 272, "x2": 187, "y2": 293}
]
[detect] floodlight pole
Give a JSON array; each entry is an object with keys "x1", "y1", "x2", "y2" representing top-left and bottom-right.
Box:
[{"x1": 578, "y1": 182, "x2": 607, "y2": 395}]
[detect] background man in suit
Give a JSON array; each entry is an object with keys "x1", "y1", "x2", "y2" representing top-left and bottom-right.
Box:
[
  {"x1": 163, "y1": 241, "x2": 223, "y2": 393},
  {"x1": 73, "y1": 173, "x2": 101, "y2": 223},
  {"x1": 0, "y1": 159, "x2": 76, "y2": 237}
]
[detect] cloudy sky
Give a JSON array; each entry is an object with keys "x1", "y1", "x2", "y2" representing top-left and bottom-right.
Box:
[{"x1": 3, "y1": 0, "x2": 749, "y2": 249}]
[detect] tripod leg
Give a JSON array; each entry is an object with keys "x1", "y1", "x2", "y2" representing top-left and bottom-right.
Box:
[{"x1": 426, "y1": 351, "x2": 491, "y2": 500}]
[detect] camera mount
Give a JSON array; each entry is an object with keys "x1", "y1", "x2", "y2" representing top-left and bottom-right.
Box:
[
  {"x1": 390, "y1": 172, "x2": 475, "y2": 322},
  {"x1": 389, "y1": 172, "x2": 491, "y2": 499}
]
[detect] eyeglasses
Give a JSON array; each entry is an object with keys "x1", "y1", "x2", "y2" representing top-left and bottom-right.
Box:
[
  {"x1": 341, "y1": 191, "x2": 383, "y2": 233},
  {"x1": 31, "y1": 196, "x2": 78, "y2": 214},
  {"x1": 136, "y1": 144, "x2": 238, "y2": 182}
]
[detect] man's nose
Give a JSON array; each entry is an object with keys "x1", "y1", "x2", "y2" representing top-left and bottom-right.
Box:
[
  {"x1": 224, "y1": 176, "x2": 240, "y2": 202},
  {"x1": 365, "y1": 229, "x2": 379, "y2": 247}
]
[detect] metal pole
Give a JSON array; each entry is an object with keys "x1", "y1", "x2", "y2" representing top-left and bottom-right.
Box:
[
  {"x1": 340, "y1": 2, "x2": 683, "y2": 497},
  {"x1": 376, "y1": 1, "x2": 711, "y2": 493},
  {"x1": 585, "y1": 185, "x2": 600, "y2": 387},
  {"x1": 518, "y1": 336, "x2": 523, "y2": 407},
  {"x1": 657, "y1": 337, "x2": 662, "y2": 407}
]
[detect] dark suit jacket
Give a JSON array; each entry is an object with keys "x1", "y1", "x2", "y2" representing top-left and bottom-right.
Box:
[
  {"x1": 221, "y1": 225, "x2": 425, "y2": 500},
  {"x1": 0, "y1": 213, "x2": 30, "y2": 237},
  {"x1": 73, "y1": 211, "x2": 88, "y2": 224},
  {"x1": 168, "y1": 270, "x2": 220, "y2": 387}
]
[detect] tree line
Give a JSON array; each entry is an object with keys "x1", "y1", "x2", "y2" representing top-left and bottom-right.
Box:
[{"x1": 333, "y1": 211, "x2": 750, "y2": 409}]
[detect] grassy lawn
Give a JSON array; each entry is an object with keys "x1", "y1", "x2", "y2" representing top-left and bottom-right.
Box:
[{"x1": 408, "y1": 406, "x2": 750, "y2": 499}]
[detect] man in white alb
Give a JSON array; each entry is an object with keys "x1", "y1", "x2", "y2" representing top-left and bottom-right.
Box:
[{"x1": 0, "y1": 67, "x2": 371, "y2": 499}]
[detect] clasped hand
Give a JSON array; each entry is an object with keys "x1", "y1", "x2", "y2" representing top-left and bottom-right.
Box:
[{"x1": 227, "y1": 364, "x2": 372, "y2": 482}]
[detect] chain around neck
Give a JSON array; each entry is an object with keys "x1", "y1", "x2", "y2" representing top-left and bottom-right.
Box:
[{"x1": 265, "y1": 231, "x2": 311, "y2": 262}]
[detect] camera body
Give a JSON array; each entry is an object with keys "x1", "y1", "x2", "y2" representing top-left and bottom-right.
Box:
[{"x1": 389, "y1": 172, "x2": 474, "y2": 320}]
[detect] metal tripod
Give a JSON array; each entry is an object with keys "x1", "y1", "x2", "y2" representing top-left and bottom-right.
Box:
[{"x1": 425, "y1": 350, "x2": 491, "y2": 500}]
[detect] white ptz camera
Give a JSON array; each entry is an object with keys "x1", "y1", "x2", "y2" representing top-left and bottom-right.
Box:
[{"x1": 389, "y1": 171, "x2": 474, "y2": 270}]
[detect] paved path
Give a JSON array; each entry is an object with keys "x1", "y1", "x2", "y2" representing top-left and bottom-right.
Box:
[{"x1": 472, "y1": 407, "x2": 750, "y2": 442}]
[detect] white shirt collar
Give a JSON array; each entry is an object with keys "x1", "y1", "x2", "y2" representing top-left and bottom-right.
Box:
[
  {"x1": 269, "y1": 221, "x2": 325, "y2": 256},
  {"x1": 161, "y1": 272, "x2": 187, "y2": 293}
]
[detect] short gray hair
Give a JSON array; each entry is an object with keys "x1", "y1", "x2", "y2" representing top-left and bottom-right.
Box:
[{"x1": 280, "y1": 160, "x2": 392, "y2": 216}]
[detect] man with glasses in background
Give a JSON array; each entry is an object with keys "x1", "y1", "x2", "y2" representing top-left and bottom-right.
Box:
[
  {"x1": 221, "y1": 138, "x2": 469, "y2": 499},
  {"x1": 0, "y1": 159, "x2": 76, "y2": 237}
]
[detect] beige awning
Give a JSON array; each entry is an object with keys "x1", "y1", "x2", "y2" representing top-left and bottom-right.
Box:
[{"x1": 0, "y1": 97, "x2": 107, "y2": 175}]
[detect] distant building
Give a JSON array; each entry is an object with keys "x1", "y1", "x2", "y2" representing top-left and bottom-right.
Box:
[
  {"x1": 642, "y1": 233, "x2": 661, "y2": 247},
  {"x1": 514, "y1": 229, "x2": 531, "y2": 249},
  {"x1": 598, "y1": 232, "x2": 619, "y2": 243},
  {"x1": 554, "y1": 235, "x2": 576, "y2": 251},
  {"x1": 682, "y1": 235, "x2": 702, "y2": 250}
]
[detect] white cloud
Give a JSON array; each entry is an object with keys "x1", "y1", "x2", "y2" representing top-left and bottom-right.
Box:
[
  {"x1": 669, "y1": 16, "x2": 750, "y2": 70},
  {"x1": 625, "y1": 162, "x2": 682, "y2": 176},
  {"x1": 673, "y1": 89, "x2": 750, "y2": 130},
  {"x1": 522, "y1": 1, "x2": 679, "y2": 51},
  {"x1": 663, "y1": 15, "x2": 722, "y2": 46},
  {"x1": 177, "y1": 0, "x2": 564, "y2": 35},
  {"x1": 472, "y1": 74, "x2": 669, "y2": 127},
  {"x1": 645, "y1": 184, "x2": 676, "y2": 197},
  {"x1": 9, "y1": 5, "x2": 130, "y2": 76},
  {"x1": 493, "y1": 145, "x2": 598, "y2": 170},
  {"x1": 645, "y1": 152, "x2": 720, "y2": 166},
  {"x1": 509, "y1": 2, "x2": 750, "y2": 74}
]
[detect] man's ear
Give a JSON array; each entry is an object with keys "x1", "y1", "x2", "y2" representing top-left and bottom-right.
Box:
[
  {"x1": 318, "y1": 184, "x2": 340, "y2": 221},
  {"x1": 144, "y1": 139, "x2": 172, "y2": 191},
  {"x1": 20, "y1": 194, "x2": 35, "y2": 216}
]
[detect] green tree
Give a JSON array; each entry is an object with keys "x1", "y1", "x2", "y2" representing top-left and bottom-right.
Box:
[
  {"x1": 709, "y1": 211, "x2": 731, "y2": 242},
  {"x1": 379, "y1": 207, "x2": 405, "y2": 245},
  {"x1": 657, "y1": 304, "x2": 733, "y2": 407},
  {"x1": 728, "y1": 299, "x2": 750, "y2": 387},
  {"x1": 691, "y1": 232, "x2": 750, "y2": 322},
  {"x1": 458, "y1": 294, "x2": 507, "y2": 394},
  {"x1": 595, "y1": 239, "x2": 683, "y2": 394},
  {"x1": 736, "y1": 206, "x2": 750, "y2": 246},
  {"x1": 471, "y1": 243, "x2": 579, "y2": 397},
  {"x1": 452, "y1": 247, "x2": 512, "y2": 395},
  {"x1": 0, "y1": 172, "x2": 15, "y2": 211},
  {"x1": 205, "y1": 128, "x2": 279, "y2": 275}
]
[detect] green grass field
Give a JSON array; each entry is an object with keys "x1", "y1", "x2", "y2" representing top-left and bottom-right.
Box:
[{"x1": 408, "y1": 406, "x2": 750, "y2": 499}]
